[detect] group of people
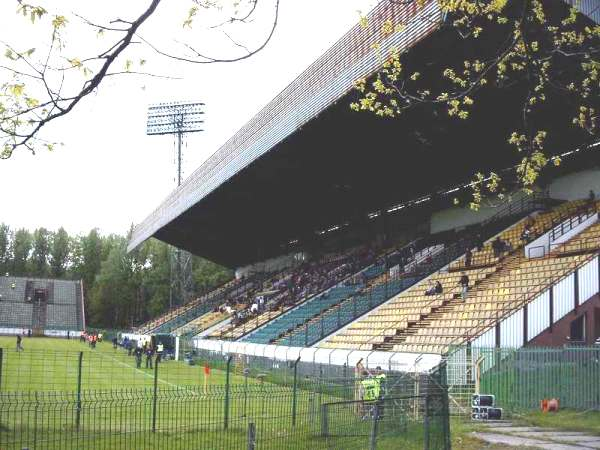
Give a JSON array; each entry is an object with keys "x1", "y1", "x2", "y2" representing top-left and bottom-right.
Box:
[
  {"x1": 356, "y1": 361, "x2": 387, "y2": 419},
  {"x1": 119, "y1": 336, "x2": 165, "y2": 369},
  {"x1": 225, "y1": 247, "x2": 378, "y2": 328},
  {"x1": 80, "y1": 331, "x2": 102, "y2": 348}
]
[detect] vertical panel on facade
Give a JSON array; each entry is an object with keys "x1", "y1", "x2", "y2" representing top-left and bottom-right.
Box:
[
  {"x1": 500, "y1": 309, "x2": 523, "y2": 348},
  {"x1": 553, "y1": 274, "x2": 575, "y2": 321},
  {"x1": 578, "y1": 256, "x2": 599, "y2": 303},
  {"x1": 472, "y1": 327, "x2": 495, "y2": 349},
  {"x1": 527, "y1": 291, "x2": 550, "y2": 341}
]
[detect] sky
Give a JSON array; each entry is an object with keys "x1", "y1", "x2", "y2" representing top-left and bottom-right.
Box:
[{"x1": 0, "y1": 0, "x2": 377, "y2": 237}]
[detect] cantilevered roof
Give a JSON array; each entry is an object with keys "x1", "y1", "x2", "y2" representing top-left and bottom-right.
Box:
[
  {"x1": 129, "y1": 0, "x2": 599, "y2": 268},
  {"x1": 128, "y1": 0, "x2": 443, "y2": 253}
]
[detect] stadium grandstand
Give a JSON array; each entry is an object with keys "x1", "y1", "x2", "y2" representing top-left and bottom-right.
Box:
[
  {"x1": 0, "y1": 275, "x2": 85, "y2": 336},
  {"x1": 129, "y1": 0, "x2": 600, "y2": 372}
]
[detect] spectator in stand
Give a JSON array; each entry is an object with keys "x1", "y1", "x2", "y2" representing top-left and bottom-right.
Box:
[
  {"x1": 425, "y1": 281, "x2": 443, "y2": 296},
  {"x1": 521, "y1": 222, "x2": 534, "y2": 244},
  {"x1": 459, "y1": 273, "x2": 469, "y2": 301},
  {"x1": 465, "y1": 248, "x2": 472, "y2": 268},
  {"x1": 492, "y1": 237, "x2": 503, "y2": 258}
]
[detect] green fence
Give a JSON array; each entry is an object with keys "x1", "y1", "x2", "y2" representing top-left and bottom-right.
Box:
[
  {"x1": 477, "y1": 346, "x2": 600, "y2": 411},
  {"x1": 0, "y1": 346, "x2": 451, "y2": 449},
  {"x1": 0, "y1": 379, "x2": 450, "y2": 449}
]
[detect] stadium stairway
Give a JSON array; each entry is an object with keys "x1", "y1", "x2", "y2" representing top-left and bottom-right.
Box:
[{"x1": 320, "y1": 200, "x2": 599, "y2": 354}]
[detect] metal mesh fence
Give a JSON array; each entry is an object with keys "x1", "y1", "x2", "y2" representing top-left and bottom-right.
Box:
[
  {"x1": 0, "y1": 345, "x2": 450, "y2": 449},
  {"x1": 443, "y1": 346, "x2": 600, "y2": 415},
  {"x1": 477, "y1": 346, "x2": 600, "y2": 412},
  {"x1": 0, "y1": 370, "x2": 450, "y2": 450}
]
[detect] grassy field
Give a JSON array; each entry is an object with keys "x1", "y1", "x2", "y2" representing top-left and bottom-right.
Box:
[
  {"x1": 0, "y1": 336, "x2": 257, "y2": 392},
  {"x1": 0, "y1": 336, "x2": 450, "y2": 449},
  {"x1": 513, "y1": 409, "x2": 600, "y2": 435}
]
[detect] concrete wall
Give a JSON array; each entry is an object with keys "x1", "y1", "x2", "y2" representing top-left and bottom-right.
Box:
[
  {"x1": 528, "y1": 294, "x2": 600, "y2": 347},
  {"x1": 548, "y1": 168, "x2": 600, "y2": 201},
  {"x1": 430, "y1": 191, "x2": 529, "y2": 234},
  {"x1": 236, "y1": 251, "x2": 308, "y2": 279}
]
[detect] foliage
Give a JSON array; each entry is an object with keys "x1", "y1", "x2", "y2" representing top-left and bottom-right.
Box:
[
  {"x1": 0, "y1": 222, "x2": 233, "y2": 328},
  {"x1": 0, "y1": 0, "x2": 280, "y2": 158},
  {"x1": 352, "y1": 0, "x2": 600, "y2": 209}
]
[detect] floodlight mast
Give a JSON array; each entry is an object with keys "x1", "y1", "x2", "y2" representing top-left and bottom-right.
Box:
[{"x1": 146, "y1": 101, "x2": 205, "y2": 310}]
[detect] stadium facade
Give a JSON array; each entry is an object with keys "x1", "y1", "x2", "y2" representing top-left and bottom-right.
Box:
[{"x1": 129, "y1": 0, "x2": 600, "y2": 371}]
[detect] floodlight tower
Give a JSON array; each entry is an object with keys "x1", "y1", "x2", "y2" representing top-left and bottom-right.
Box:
[{"x1": 147, "y1": 101, "x2": 205, "y2": 309}]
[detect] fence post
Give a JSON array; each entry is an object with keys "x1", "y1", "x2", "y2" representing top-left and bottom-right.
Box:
[
  {"x1": 0, "y1": 348, "x2": 3, "y2": 391},
  {"x1": 423, "y1": 395, "x2": 430, "y2": 450},
  {"x1": 292, "y1": 356, "x2": 300, "y2": 426},
  {"x1": 152, "y1": 356, "x2": 159, "y2": 432},
  {"x1": 369, "y1": 403, "x2": 380, "y2": 450},
  {"x1": 76, "y1": 351, "x2": 83, "y2": 430},
  {"x1": 247, "y1": 422, "x2": 256, "y2": 450},
  {"x1": 224, "y1": 355, "x2": 233, "y2": 429},
  {"x1": 320, "y1": 403, "x2": 329, "y2": 437}
]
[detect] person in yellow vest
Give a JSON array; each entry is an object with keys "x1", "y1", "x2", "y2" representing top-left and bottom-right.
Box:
[
  {"x1": 374, "y1": 366, "x2": 387, "y2": 418},
  {"x1": 360, "y1": 372, "x2": 380, "y2": 419}
]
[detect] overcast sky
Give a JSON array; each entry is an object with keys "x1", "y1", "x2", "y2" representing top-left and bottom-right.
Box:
[{"x1": 0, "y1": 0, "x2": 377, "y2": 236}]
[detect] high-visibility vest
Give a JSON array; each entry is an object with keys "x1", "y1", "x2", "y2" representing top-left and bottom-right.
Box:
[
  {"x1": 375, "y1": 374, "x2": 386, "y2": 398},
  {"x1": 361, "y1": 378, "x2": 380, "y2": 401},
  {"x1": 157, "y1": 344, "x2": 164, "y2": 353}
]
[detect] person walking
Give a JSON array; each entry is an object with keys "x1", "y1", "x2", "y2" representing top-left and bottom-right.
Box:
[
  {"x1": 16, "y1": 334, "x2": 24, "y2": 352},
  {"x1": 134, "y1": 346, "x2": 143, "y2": 369},
  {"x1": 459, "y1": 272, "x2": 469, "y2": 301},
  {"x1": 145, "y1": 346, "x2": 154, "y2": 369},
  {"x1": 156, "y1": 342, "x2": 164, "y2": 363}
]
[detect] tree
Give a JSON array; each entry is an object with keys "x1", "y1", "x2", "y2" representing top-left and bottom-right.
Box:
[
  {"x1": 0, "y1": 224, "x2": 11, "y2": 275},
  {"x1": 71, "y1": 228, "x2": 103, "y2": 293},
  {"x1": 49, "y1": 227, "x2": 70, "y2": 277},
  {"x1": 31, "y1": 227, "x2": 51, "y2": 277},
  {"x1": 352, "y1": 0, "x2": 599, "y2": 208},
  {"x1": 193, "y1": 255, "x2": 233, "y2": 295},
  {"x1": 12, "y1": 228, "x2": 32, "y2": 275},
  {"x1": 138, "y1": 239, "x2": 170, "y2": 321},
  {"x1": 88, "y1": 237, "x2": 136, "y2": 328},
  {"x1": 0, "y1": 0, "x2": 280, "y2": 158}
]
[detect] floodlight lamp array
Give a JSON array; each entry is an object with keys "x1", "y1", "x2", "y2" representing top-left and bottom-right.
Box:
[{"x1": 146, "y1": 101, "x2": 205, "y2": 136}]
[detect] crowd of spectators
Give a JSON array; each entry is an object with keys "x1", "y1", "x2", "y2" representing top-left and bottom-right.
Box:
[{"x1": 218, "y1": 247, "x2": 379, "y2": 329}]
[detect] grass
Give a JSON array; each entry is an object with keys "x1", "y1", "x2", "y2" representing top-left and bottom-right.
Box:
[
  {"x1": 0, "y1": 336, "x2": 258, "y2": 391},
  {"x1": 0, "y1": 336, "x2": 449, "y2": 449},
  {"x1": 513, "y1": 409, "x2": 600, "y2": 435}
]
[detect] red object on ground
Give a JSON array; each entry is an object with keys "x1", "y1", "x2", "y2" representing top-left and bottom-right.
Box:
[
  {"x1": 541, "y1": 399, "x2": 549, "y2": 412},
  {"x1": 547, "y1": 398, "x2": 559, "y2": 412}
]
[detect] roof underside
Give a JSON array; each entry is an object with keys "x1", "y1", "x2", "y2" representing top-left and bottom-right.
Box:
[{"x1": 130, "y1": 0, "x2": 599, "y2": 268}]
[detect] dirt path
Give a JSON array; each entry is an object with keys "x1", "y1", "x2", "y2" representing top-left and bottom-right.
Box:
[{"x1": 472, "y1": 421, "x2": 600, "y2": 450}]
